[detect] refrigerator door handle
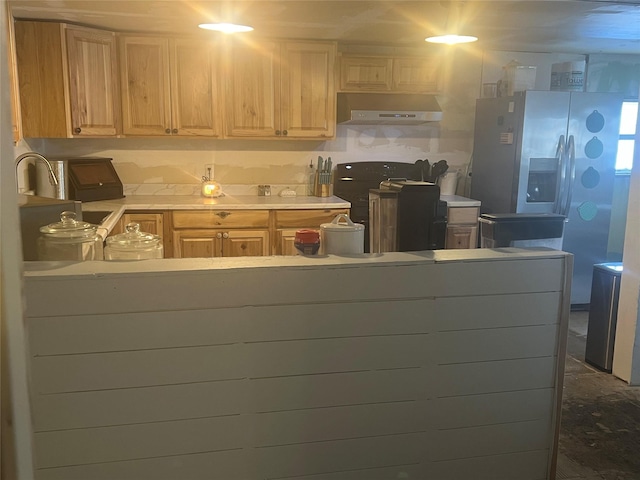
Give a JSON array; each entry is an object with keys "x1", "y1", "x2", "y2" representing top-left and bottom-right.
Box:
[
  {"x1": 561, "y1": 135, "x2": 576, "y2": 217},
  {"x1": 553, "y1": 134, "x2": 566, "y2": 214}
]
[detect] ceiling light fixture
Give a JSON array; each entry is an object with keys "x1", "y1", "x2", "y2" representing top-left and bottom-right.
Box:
[
  {"x1": 198, "y1": 23, "x2": 254, "y2": 34},
  {"x1": 426, "y1": 1, "x2": 477, "y2": 45}
]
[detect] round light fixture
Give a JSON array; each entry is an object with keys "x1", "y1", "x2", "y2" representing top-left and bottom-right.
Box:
[
  {"x1": 425, "y1": 34, "x2": 478, "y2": 45},
  {"x1": 198, "y1": 23, "x2": 254, "y2": 34}
]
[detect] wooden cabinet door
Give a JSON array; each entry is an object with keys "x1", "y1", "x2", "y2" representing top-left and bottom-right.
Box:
[
  {"x1": 119, "y1": 36, "x2": 171, "y2": 135},
  {"x1": 339, "y1": 56, "x2": 393, "y2": 92},
  {"x1": 65, "y1": 25, "x2": 119, "y2": 136},
  {"x1": 170, "y1": 39, "x2": 220, "y2": 136},
  {"x1": 280, "y1": 42, "x2": 336, "y2": 139},
  {"x1": 392, "y1": 57, "x2": 440, "y2": 93},
  {"x1": 7, "y1": 15, "x2": 21, "y2": 143},
  {"x1": 446, "y1": 225, "x2": 478, "y2": 249},
  {"x1": 224, "y1": 41, "x2": 280, "y2": 137},
  {"x1": 173, "y1": 229, "x2": 223, "y2": 258},
  {"x1": 276, "y1": 228, "x2": 322, "y2": 256},
  {"x1": 222, "y1": 230, "x2": 270, "y2": 257}
]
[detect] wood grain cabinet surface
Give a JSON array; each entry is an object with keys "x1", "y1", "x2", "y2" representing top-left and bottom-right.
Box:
[
  {"x1": 109, "y1": 212, "x2": 169, "y2": 257},
  {"x1": 339, "y1": 54, "x2": 441, "y2": 93},
  {"x1": 445, "y1": 206, "x2": 480, "y2": 249},
  {"x1": 273, "y1": 209, "x2": 349, "y2": 255},
  {"x1": 119, "y1": 35, "x2": 221, "y2": 137},
  {"x1": 15, "y1": 21, "x2": 120, "y2": 138},
  {"x1": 171, "y1": 210, "x2": 270, "y2": 258},
  {"x1": 224, "y1": 40, "x2": 337, "y2": 139}
]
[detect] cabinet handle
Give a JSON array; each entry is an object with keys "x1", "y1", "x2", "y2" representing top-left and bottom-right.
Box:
[
  {"x1": 222, "y1": 232, "x2": 229, "y2": 239},
  {"x1": 172, "y1": 128, "x2": 178, "y2": 134},
  {"x1": 216, "y1": 232, "x2": 223, "y2": 239},
  {"x1": 275, "y1": 130, "x2": 281, "y2": 136},
  {"x1": 165, "y1": 128, "x2": 171, "y2": 134},
  {"x1": 282, "y1": 129, "x2": 288, "y2": 136},
  {"x1": 74, "y1": 127, "x2": 82, "y2": 134},
  {"x1": 215, "y1": 211, "x2": 231, "y2": 219}
]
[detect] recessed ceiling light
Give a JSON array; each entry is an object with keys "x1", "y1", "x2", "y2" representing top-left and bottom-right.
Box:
[
  {"x1": 425, "y1": 34, "x2": 478, "y2": 45},
  {"x1": 198, "y1": 23, "x2": 254, "y2": 34}
]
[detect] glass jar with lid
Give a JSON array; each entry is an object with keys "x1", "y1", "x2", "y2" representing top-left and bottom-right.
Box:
[
  {"x1": 104, "y1": 222, "x2": 163, "y2": 260},
  {"x1": 37, "y1": 211, "x2": 104, "y2": 261}
]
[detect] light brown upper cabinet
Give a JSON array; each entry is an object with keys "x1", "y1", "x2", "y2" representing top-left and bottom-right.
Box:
[
  {"x1": 339, "y1": 54, "x2": 441, "y2": 93},
  {"x1": 224, "y1": 40, "x2": 337, "y2": 139},
  {"x1": 119, "y1": 36, "x2": 221, "y2": 137},
  {"x1": 14, "y1": 21, "x2": 120, "y2": 138}
]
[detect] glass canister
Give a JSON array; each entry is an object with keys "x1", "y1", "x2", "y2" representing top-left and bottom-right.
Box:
[
  {"x1": 104, "y1": 222, "x2": 163, "y2": 260},
  {"x1": 37, "y1": 211, "x2": 103, "y2": 261}
]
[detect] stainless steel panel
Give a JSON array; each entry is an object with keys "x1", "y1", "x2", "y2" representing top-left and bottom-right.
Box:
[{"x1": 563, "y1": 92, "x2": 623, "y2": 305}]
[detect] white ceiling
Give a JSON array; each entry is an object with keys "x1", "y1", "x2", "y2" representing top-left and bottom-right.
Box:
[{"x1": 7, "y1": 0, "x2": 640, "y2": 54}]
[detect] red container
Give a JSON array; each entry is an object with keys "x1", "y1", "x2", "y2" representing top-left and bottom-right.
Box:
[{"x1": 294, "y1": 229, "x2": 320, "y2": 255}]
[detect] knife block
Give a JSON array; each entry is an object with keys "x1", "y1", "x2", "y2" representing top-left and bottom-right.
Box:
[{"x1": 314, "y1": 171, "x2": 334, "y2": 197}]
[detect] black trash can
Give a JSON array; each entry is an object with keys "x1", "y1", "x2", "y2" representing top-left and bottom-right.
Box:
[
  {"x1": 479, "y1": 213, "x2": 566, "y2": 248},
  {"x1": 585, "y1": 262, "x2": 623, "y2": 373}
]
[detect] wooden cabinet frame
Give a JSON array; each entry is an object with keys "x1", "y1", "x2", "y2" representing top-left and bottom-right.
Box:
[{"x1": 14, "y1": 21, "x2": 120, "y2": 138}]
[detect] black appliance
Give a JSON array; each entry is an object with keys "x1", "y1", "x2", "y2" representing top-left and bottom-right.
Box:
[
  {"x1": 374, "y1": 180, "x2": 446, "y2": 252},
  {"x1": 334, "y1": 161, "x2": 420, "y2": 252},
  {"x1": 585, "y1": 263, "x2": 623, "y2": 372}
]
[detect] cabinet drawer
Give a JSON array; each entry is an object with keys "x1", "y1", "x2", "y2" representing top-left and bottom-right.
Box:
[
  {"x1": 447, "y1": 206, "x2": 479, "y2": 225},
  {"x1": 274, "y1": 209, "x2": 349, "y2": 228},
  {"x1": 172, "y1": 210, "x2": 269, "y2": 228}
]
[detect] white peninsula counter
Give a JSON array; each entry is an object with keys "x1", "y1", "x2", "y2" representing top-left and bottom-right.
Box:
[{"x1": 23, "y1": 248, "x2": 572, "y2": 480}]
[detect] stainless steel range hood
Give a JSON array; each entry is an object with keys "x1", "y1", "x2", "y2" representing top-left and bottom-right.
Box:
[{"x1": 337, "y1": 93, "x2": 443, "y2": 125}]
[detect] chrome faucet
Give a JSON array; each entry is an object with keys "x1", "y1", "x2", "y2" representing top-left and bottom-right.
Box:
[{"x1": 15, "y1": 151, "x2": 59, "y2": 193}]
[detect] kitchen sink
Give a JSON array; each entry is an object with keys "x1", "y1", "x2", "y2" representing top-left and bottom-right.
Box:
[{"x1": 81, "y1": 210, "x2": 115, "y2": 225}]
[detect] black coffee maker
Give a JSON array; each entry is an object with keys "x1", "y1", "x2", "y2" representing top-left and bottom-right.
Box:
[{"x1": 369, "y1": 180, "x2": 446, "y2": 253}]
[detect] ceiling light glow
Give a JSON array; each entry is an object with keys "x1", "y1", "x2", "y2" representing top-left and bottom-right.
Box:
[
  {"x1": 425, "y1": 34, "x2": 478, "y2": 45},
  {"x1": 198, "y1": 23, "x2": 254, "y2": 34}
]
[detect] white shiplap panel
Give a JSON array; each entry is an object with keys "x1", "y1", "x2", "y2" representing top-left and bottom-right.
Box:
[
  {"x1": 428, "y1": 449, "x2": 549, "y2": 480},
  {"x1": 29, "y1": 309, "x2": 241, "y2": 355},
  {"x1": 437, "y1": 357, "x2": 557, "y2": 397},
  {"x1": 242, "y1": 299, "x2": 435, "y2": 342},
  {"x1": 435, "y1": 291, "x2": 562, "y2": 331},
  {"x1": 32, "y1": 344, "x2": 243, "y2": 394},
  {"x1": 432, "y1": 388, "x2": 555, "y2": 429},
  {"x1": 30, "y1": 299, "x2": 436, "y2": 357},
  {"x1": 249, "y1": 401, "x2": 429, "y2": 447},
  {"x1": 254, "y1": 432, "x2": 430, "y2": 479},
  {"x1": 36, "y1": 449, "x2": 251, "y2": 480},
  {"x1": 431, "y1": 419, "x2": 551, "y2": 462},
  {"x1": 247, "y1": 368, "x2": 432, "y2": 412},
  {"x1": 24, "y1": 258, "x2": 565, "y2": 317},
  {"x1": 246, "y1": 335, "x2": 431, "y2": 378},
  {"x1": 32, "y1": 380, "x2": 247, "y2": 432},
  {"x1": 35, "y1": 415, "x2": 245, "y2": 469},
  {"x1": 435, "y1": 324, "x2": 559, "y2": 364},
  {"x1": 273, "y1": 463, "x2": 426, "y2": 480}
]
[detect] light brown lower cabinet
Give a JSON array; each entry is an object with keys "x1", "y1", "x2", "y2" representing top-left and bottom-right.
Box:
[
  {"x1": 171, "y1": 210, "x2": 271, "y2": 258},
  {"x1": 112, "y1": 208, "x2": 350, "y2": 258},
  {"x1": 173, "y1": 229, "x2": 270, "y2": 258},
  {"x1": 109, "y1": 211, "x2": 168, "y2": 257},
  {"x1": 445, "y1": 206, "x2": 479, "y2": 249},
  {"x1": 273, "y1": 208, "x2": 349, "y2": 255}
]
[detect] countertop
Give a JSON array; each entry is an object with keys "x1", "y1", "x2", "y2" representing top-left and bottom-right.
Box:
[
  {"x1": 83, "y1": 195, "x2": 351, "y2": 239},
  {"x1": 82, "y1": 193, "x2": 481, "y2": 239}
]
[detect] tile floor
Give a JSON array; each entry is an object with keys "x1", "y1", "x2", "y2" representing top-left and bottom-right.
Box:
[{"x1": 556, "y1": 312, "x2": 640, "y2": 480}]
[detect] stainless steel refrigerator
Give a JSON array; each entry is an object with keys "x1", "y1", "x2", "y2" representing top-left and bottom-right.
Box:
[{"x1": 471, "y1": 91, "x2": 623, "y2": 306}]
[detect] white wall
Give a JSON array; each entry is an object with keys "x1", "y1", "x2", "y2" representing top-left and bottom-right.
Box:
[{"x1": 612, "y1": 84, "x2": 640, "y2": 384}]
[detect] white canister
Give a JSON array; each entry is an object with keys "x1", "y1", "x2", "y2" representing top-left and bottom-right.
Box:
[
  {"x1": 438, "y1": 171, "x2": 459, "y2": 196},
  {"x1": 320, "y1": 214, "x2": 365, "y2": 255}
]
